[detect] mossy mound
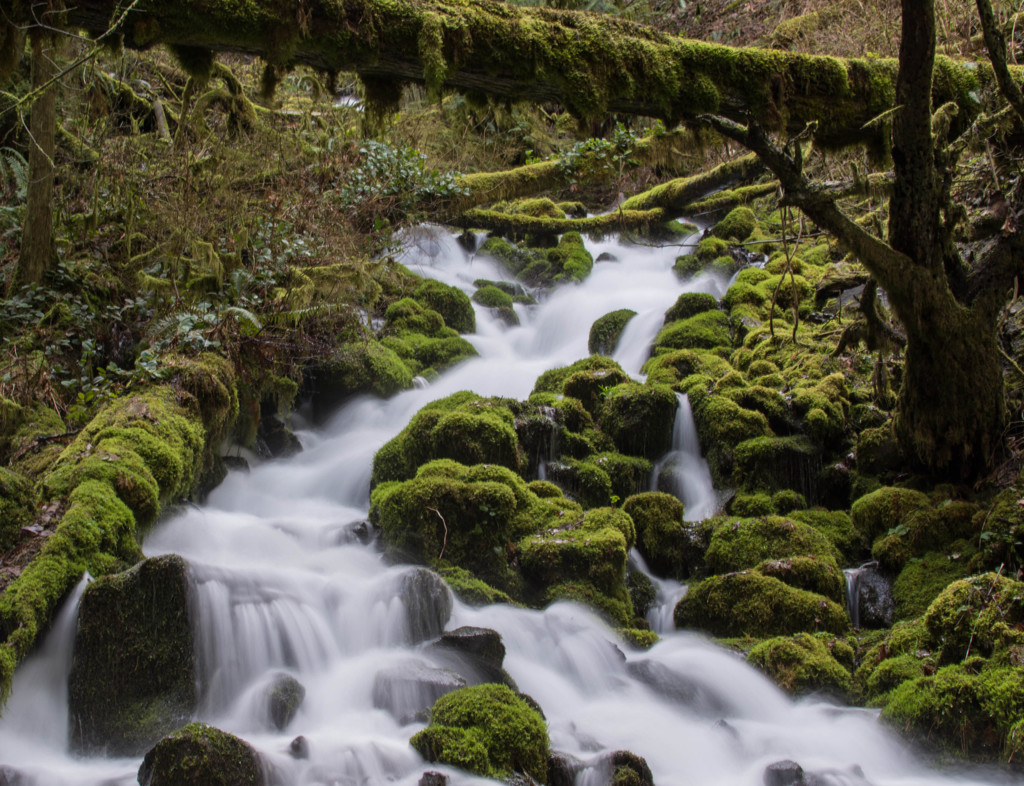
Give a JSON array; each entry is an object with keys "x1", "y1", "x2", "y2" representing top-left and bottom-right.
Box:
[
  {"x1": 371, "y1": 459, "x2": 574, "y2": 588},
  {"x1": 533, "y1": 355, "x2": 627, "y2": 396},
  {"x1": 69, "y1": 555, "x2": 195, "y2": 756},
  {"x1": 664, "y1": 292, "x2": 719, "y2": 323},
  {"x1": 440, "y1": 567, "x2": 518, "y2": 607},
  {"x1": 0, "y1": 468, "x2": 35, "y2": 551},
  {"x1": 641, "y1": 348, "x2": 733, "y2": 385},
  {"x1": 372, "y1": 393, "x2": 520, "y2": 485},
  {"x1": 850, "y1": 486, "x2": 934, "y2": 543},
  {"x1": 381, "y1": 332, "x2": 477, "y2": 378},
  {"x1": 138, "y1": 723, "x2": 262, "y2": 786},
  {"x1": 675, "y1": 572, "x2": 848, "y2": 637},
  {"x1": 976, "y1": 480, "x2": 1024, "y2": 572},
  {"x1": 704, "y1": 515, "x2": 840, "y2": 575},
  {"x1": 410, "y1": 684, "x2": 548, "y2": 782},
  {"x1": 547, "y1": 232, "x2": 594, "y2": 283},
  {"x1": 562, "y1": 367, "x2": 631, "y2": 417},
  {"x1": 472, "y1": 285, "x2": 514, "y2": 309},
  {"x1": 622, "y1": 492, "x2": 688, "y2": 579},
  {"x1": 689, "y1": 394, "x2": 771, "y2": 484},
  {"x1": 599, "y1": 382, "x2": 678, "y2": 459},
  {"x1": 414, "y1": 279, "x2": 476, "y2": 334},
  {"x1": 754, "y1": 555, "x2": 845, "y2": 605},
  {"x1": 789, "y1": 508, "x2": 865, "y2": 562},
  {"x1": 922, "y1": 573, "x2": 1024, "y2": 665},
  {"x1": 479, "y1": 236, "x2": 544, "y2": 277},
  {"x1": 891, "y1": 548, "x2": 974, "y2": 620},
  {"x1": 747, "y1": 633, "x2": 853, "y2": 698},
  {"x1": 653, "y1": 309, "x2": 732, "y2": 352},
  {"x1": 543, "y1": 457, "x2": 614, "y2": 508},
  {"x1": 310, "y1": 339, "x2": 415, "y2": 419},
  {"x1": 589, "y1": 309, "x2": 637, "y2": 356},
  {"x1": 711, "y1": 206, "x2": 757, "y2": 241}
]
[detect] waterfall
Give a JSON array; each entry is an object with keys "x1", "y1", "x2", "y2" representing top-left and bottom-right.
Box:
[
  {"x1": 651, "y1": 393, "x2": 719, "y2": 521},
  {"x1": 0, "y1": 227, "x2": 1002, "y2": 786}
]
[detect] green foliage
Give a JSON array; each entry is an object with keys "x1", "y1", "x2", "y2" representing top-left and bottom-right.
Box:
[
  {"x1": 711, "y1": 206, "x2": 757, "y2": 241},
  {"x1": 557, "y1": 123, "x2": 639, "y2": 184},
  {"x1": 411, "y1": 684, "x2": 549, "y2": 781}
]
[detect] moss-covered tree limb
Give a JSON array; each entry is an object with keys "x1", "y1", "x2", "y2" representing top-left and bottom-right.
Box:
[
  {"x1": 455, "y1": 206, "x2": 669, "y2": 236},
  {"x1": 620, "y1": 152, "x2": 762, "y2": 211},
  {"x1": 4, "y1": 0, "x2": 999, "y2": 145}
]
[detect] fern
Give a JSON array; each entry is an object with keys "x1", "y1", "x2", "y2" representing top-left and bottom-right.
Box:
[
  {"x1": 0, "y1": 147, "x2": 28, "y2": 202},
  {"x1": 220, "y1": 305, "x2": 262, "y2": 335}
]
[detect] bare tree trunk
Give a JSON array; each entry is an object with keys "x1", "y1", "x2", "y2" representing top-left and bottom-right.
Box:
[{"x1": 16, "y1": 27, "x2": 58, "y2": 286}]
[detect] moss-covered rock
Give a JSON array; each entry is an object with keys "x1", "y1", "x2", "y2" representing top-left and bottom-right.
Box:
[
  {"x1": 69, "y1": 555, "x2": 195, "y2": 756},
  {"x1": 600, "y1": 382, "x2": 678, "y2": 459},
  {"x1": 747, "y1": 633, "x2": 852, "y2": 698},
  {"x1": 0, "y1": 468, "x2": 35, "y2": 551},
  {"x1": 675, "y1": 572, "x2": 848, "y2": 637},
  {"x1": 138, "y1": 723, "x2": 263, "y2": 786},
  {"x1": 562, "y1": 367, "x2": 631, "y2": 417},
  {"x1": 711, "y1": 206, "x2": 757, "y2": 242},
  {"x1": 547, "y1": 232, "x2": 593, "y2": 282},
  {"x1": 543, "y1": 457, "x2": 614, "y2": 508},
  {"x1": 372, "y1": 393, "x2": 520, "y2": 485},
  {"x1": 664, "y1": 292, "x2": 719, "y2": 324},
  {"x1": 309, "y1": 339, "x2": 414, "y2": 420},
  {"x1": 892, "y1": 548, "x2": 973, "y2": 621},
  {"x1": 414, "y1": 279, "x2": 476, "y2": 334},
  {"x1": 732, "y1": 436, "x2": 821, "y2": 502},
  {"x1": 922, "y1": 573, "x2": 1024, "y2": 665},
  {"x1": 754, "y1": 555, "x2": 845, "y2": 604},
  {"x1": 789, "y1": 508, "x2": 865, "y2": 562},
  {"x1": 690, "y1": 395, "x2": 771, "y2": 484},
  {"x1": 623, "y1": 492, "x2": 688, "y2": 578},
  {"x1": 410, "y1": 684, "x2": 548, "y2": 782},
  {"x1": 705, "y1": 516, "x2": 840, "y2": 575},
  {"x1": 653, "y1": 310, "x2": 732, "y2": 352},
  {"x1": 641, "y1": 348, "x2": 733, "y2": 386},
  {"x1": 532, "y1": 355, "x2": 627, "y2": 396},
  {"x1": 589, "y1": 309, "x2": 637, "y2": 356},
  {"x1": 472, "y1": 284, "x2": 515, "y2": 309}
]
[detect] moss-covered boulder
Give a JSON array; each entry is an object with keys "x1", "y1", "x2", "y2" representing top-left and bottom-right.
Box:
[
  {"x1": 309, "y1": 339, "x2": 414, "y2": 420},
  {"x1": 472, "y1": 285, "x2": 514, "y2": 309},
  {"x1": 850, "y1": 486, "x2": 934, "y2": 544},
  {"x1": 653, "y1": 310, "x2": 732, "y2": 352},
  {"x1": 414, "y1": 279, "x2": 475, "y2": 334},
  {"x1": 641, "y1": 348, "x2": 733, "y2": 386},
  {"x1": 892, "y1": 548, "x2": 974, "y2": 621},
  {"x1": 69, "y1": 555, "x2": 195, "y2": 756},
  {"x1": 789, "y1": 509, "x2": 864, "y2": 562},
  {"x1": 600, "y1": 382, "x2": 678, "y2": 460},
  {"x1": 0, "y1": 468, "x2": 35, "y2": 551},
  {"x1": 543, "y1": 458, "x2": 614, "y2": 508},
  {"x1": 588, "y1": 309, "x2": 637, "y2": 356},
  {"x1": 371, "y1": 460, "x2": 577, "y2": 589},
  {"x1": 747, "y1": 633, "x2": 853, "y2": 698},
  {"x1": 372, "y1": 393, "x2": 521, "y2": 485},
  {"x1": 266, "y1": 673, "x2": 305, "y2": 730},
  {"x1": 532, "y1": 355, "x2": 627, "y2": 396},
  {"x1": 732, "y1": 436, "x2": 821, "y2": 503},
  {"x1": 138, "y1": 723, "x2": 263, "y2": 786},
  {"x1": 704, "y1": 516, "x2": 840, "y2": 575},
  {"x1": 547, "y1": 232, "x2": 593, "y2": 282},
  {"x1": 712, "y1": 206, "x2": 757, "y2": 241},
  {"x1": 689, "y1": 395, "x2": 771, "y2": 484},
  {"x1": 562, "y1": 367, "x2": 631, "y2": 417},
  {"x1": 411, "y1": 684, "x2": 549, "y2": 782},
  {"x1": 674, "y1": 572, "x2": 848, "y2": 637},
  {"x1": 922, "y1": 573, "x2": 1024, "y2": 665},
  {"x1": 754, "y1": 555, "x2": 845, "y2": 605},
  {"x1": 622, "y1": 492, "x2": 689, "y2": 579},
  {"x1": 664, "y1": 292, "x2": 719, "y2": 324}
]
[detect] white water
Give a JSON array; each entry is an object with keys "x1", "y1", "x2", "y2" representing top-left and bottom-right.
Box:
[
  {"x1": 0, "y1": 227, "x2": 1014, "y2": 786},
  {"x1": 651, "y1": 393, "x2": 720, "y2": 522}
]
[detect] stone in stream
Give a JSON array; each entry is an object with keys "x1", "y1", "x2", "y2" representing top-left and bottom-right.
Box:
[
  {"x1": 372, "y1": 660, "x2": 467, "y2": 723},
  {"x1": 68, "y1": 554, "x2": 195, "y2": 756},
  {"x1": 419, "y1": 772, "x2": 448, "y2": 786},
  {"x1": 289, "y1": 735, "x2": 310, "y2": 759},
  {"x1": 399, "y1": 568, "x2": 453, "y2": 644},
  {"x1": 546, "y1": 751, "x2": 583, "y2": 786},
  {"x1": 265, "y1": 672, "x2": 305, "y2": 730},
  {"x1": 0, "y1": 765, "x2": 27, "y2": 785},
  {"x1": 138, "y1": 723, "x2": 263, "y2": 786},
  {"x1": 425, "y1": 626, "x2": 509, "y2": 685}
]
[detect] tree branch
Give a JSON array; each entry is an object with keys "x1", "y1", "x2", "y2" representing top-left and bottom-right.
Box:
[{"x1": 976, "y1": 0, "x2": 1024, "y2": 125}]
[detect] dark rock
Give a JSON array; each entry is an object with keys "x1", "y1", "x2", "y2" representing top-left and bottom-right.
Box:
[
  {"x1": 764, "y1": 760, "x2": 806, "y2": 786},
  {"x1": 848, "y1": 562, "x2": 895, "y2": 629},
  {"x1": 372, "y1": 660, "x2": 467, "y2": 722},
  {"x1": 426, "y1": 626, "x2": 507, "y2": 684},
  {"x1": 222, "y1": 455, "x2": 251, "y2": 472},
  {"x1": 257, "y1": 411, "x2": 302, "y2": 459},
  {"x1": 419, "y1": 772, "x2": 448, "y2": 786},
  {"x1": 609, "y1": 750, "x2": 654, "y2": 786},
  {"x1": 266, "y1": 673, "x2": 305, "y2": 730},
  {"x1": 289, "y1": 735, "x2": 310, "y2": 759},
  {"x1": 69, "y1": 555, "x2": 195, "y2": 756},
  {"x1": 0, "y1": 765, "x2": 27, "y2": 785},
  {"x1": 138, "y1": 723, "x2": 263, "y2": 786},
  {"x1": 399, "y1": 569, "x2": 453, "y2": 644},
  {"x1": 627, "y1": 659, "x2": 731, "y2": 716},
  {"x1": 547, "y1": 751, "x2": 583, "y2": 786}
]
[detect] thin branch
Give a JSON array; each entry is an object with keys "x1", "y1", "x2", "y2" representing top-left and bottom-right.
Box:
[{"x1": 976, "y1": 0, "x2": 1024, "y2": 124}]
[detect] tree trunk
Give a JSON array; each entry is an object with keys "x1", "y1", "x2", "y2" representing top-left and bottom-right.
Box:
[{"x1": 16, "y1": 28, "x2": 58, "y2": 287}]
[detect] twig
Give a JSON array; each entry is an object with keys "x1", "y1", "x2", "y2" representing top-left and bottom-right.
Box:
[{"x1": 427, "y1": 507, "x2": 448, "y2": 564}]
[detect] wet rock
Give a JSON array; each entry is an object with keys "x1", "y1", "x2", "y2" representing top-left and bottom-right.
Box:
[
  {"x1": 400, "y1": 568, "x2": 453, "y2": 644},
  {"x1": 266, "y1": 673, "x2": 305, "y2": 730},
  {"x1": 138, "y1": 723, "x2": 263, "y2": 786},
  {"x1": 608, "y1": 750, "x2": 654, "y2": 786},
  {"x1": 257, "y1": 411, "x2": 302, "y2": 459},
  {"x1": 626, "y1": 659, "x2": 731, "y2": 716},
  {"x1": 426, "y1": 626, "x2": 507, "y2": 684},
  {"x1": 849, "y1": 563, "x2": 895, "y2": 628},
  {"x1": 764, "y1": 760, "x2": 806, "y2": 786},
  {"x1": 69, "y1": 555, "x2": 195, "y2": 756},
  {"x1": 547, "y1": 751, "x2": 583, "y2": 786},
  {"x1": 372, "y1": 660, "x2": 467, "y2": 722},
  {"x1": 419, "y1": 772, "x2": 448, "y2": 786},
  {"x1": 0, "y1": 765, "x2": 27, "y2": 785},
  {"x1": 289, "y1": 735, "x2": 310, "y2": 759},
  {"x1": 222, "y1": 455, "x2": 250, "y2": 472}
]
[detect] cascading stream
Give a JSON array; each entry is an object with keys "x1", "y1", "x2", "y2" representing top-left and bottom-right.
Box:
[{"x1": 0, "y1": 227, "x2": 1009, "y2": 786}]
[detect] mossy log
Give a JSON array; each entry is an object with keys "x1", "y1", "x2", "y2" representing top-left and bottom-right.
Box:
[{"x1": 13, "y1": 0, "x2": 1000, "y2": 145}]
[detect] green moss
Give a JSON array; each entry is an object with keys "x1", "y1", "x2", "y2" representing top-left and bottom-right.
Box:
[
  {"x1": 711, "y1": 206, "x2": 756, "y2": 241},
  {"x1": 138, "y1": 722, "x2": 262, "y2": 786},
  {"x1": 519, "y1": 513, "x2": 629, "y2": 595},
  {"x1": 789, "y1": 509, "x2": 864, "y2": 561},
  {"x1": 892, "y1": 548, "x2": 974, "y2": 621},
  {"x1": 545, "y1": 580, "x2": 634, "y2": 626},
  {"x1": 589, "y1": 309, "x2": 637, "y2": 356},
  {"x1": 533, "y1": 355, "x2": 626, "y2": 396},
  {"x1": 772, "y1": 489, "x2": 806, "y2": 515},
  {"x1": 730, "y1": 492, "x2": 774, "y2": 517},
  {"x1": 623, "y1": 492, "x2": 688, "y2": 578},
  {"x1": 747, "y1": 633, "x2": 852, "y2": 697},
  {"x1": 653, "y1": 310, "x2": 732, "y2": 352},
  {"x1": 691, "y1": 396, "x2": 772, "y2": 484},
  {"x1": 385, "y1": 297, "x2": 449, "y2": 336},
  {"x1": 440, "y1": 566, "x2": 518, "y2": 606},
  {"x1": 664, "y1": 292, "x2": 718, "y2": 323},
  {"x1": 922, "y1": 573, "x2": 1024, "y2": 665},
  {"x1": 473, "y1": 284, "x2": 514, "y2": 309},
  {"x1": 754, "y1": 555, "x2": 845, "y2": 604},
  {"x1": 618, "y1": 628, "x2": 659, "y2": 649},
  {"x1": 479, "y1": 236, "x2": 542, "y2": 277},
  {"x1": 732, "y1": 436, "x2": 820, "y2": 498},
  {"x1": 411, "y1": 684, "x2": 548, "y2": 781},
  {"x1": 313, "y1": 339, "x2": 415, "y2": 412},
  {"x1": 705, "y1": 515, "x2": 840, "y2": 574},
  {"x1": 548, "y1": 232, "x2": 594, "y2": 283},
  {"x1": 675, "y1": 572, "x2": 848, "y2": 636},
  {"x1": 850, "y1": 484, "x2": 935, "y2": 547},
  {"x1": 0, "y1": 468, "x2": 35, "y2": 551},
  {"x1": 694, "y1": 236, "x2": 730, "y2": 261},
  {"x1": 562, "y1": 367, "x2": 631, "y2": 416},
  {"x1": 596, "y1": 382, "x2": 677, "y2": 460},
  {"x1": 414, "y1": 279, "x2": 476, "y2": 334},
  {"x1": 544, "y1": 457, "x2": 613, "y2": 508},
  {"x1": 588, "y1": 452, "x2": 651, "y2": 501}
]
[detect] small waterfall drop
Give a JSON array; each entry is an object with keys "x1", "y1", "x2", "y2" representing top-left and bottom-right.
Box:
[{"x1": 651, "y1": 393, "x2": 719, "y2": 521}]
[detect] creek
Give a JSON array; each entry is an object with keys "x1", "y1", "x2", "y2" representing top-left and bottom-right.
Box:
[{"x1": 0, "y1": 227, "x2": 1012, "y2": 786}]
